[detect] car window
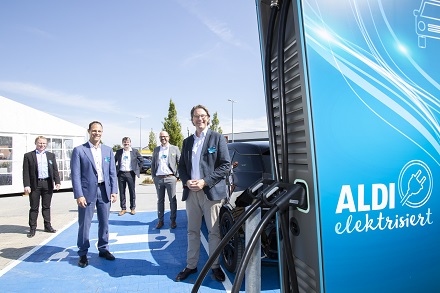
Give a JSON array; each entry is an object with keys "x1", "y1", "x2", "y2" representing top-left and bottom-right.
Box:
[{"x1": 232, "y1": 153, "x2": 264, "y2": 173}]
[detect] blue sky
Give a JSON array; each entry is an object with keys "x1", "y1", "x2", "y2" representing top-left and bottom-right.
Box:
[{"x1": 0, "y1": 0, "x2": 267, "y2": 148}]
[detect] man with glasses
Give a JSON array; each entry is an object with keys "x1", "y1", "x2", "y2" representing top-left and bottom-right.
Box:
[
  {"x1": 175, "y1": 105, "x2": 230, "y2": 283},
  {"x1": 151, "y1": 131, "x2": 180, "y2": 229}
]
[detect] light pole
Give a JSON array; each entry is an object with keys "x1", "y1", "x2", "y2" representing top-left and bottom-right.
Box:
[
  {"x1": 227, "y1": 99, "x2": 237, "y2": 142},
  {"x1": 136, "y1": 116, "x2": 142, "y2": 150}
]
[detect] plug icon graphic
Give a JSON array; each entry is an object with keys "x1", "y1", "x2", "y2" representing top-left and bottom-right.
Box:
[{"x1": 400, "y1": 169, "x2": 426, "y2": 206}]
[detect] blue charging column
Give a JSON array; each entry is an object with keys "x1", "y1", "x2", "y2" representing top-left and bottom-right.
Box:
[{"x1": 256, "y1": 0, "x2": 440, "y2": 292}]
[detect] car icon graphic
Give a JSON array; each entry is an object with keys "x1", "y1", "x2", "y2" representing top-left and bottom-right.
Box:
[{"x1": 414, "y1": 0, "x2": 440, "y2": 48}]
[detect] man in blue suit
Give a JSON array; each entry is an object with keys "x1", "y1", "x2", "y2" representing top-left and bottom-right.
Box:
[
  {"x1": 71, "y1": 121, "x2": 118, "y2": 268},
  {"x1": 175, "y1": 105, "x2": 230, "y2": 282}
]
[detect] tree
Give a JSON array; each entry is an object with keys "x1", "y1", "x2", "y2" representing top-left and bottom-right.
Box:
[
  {"x1": 112, "y1": 144, "x2": 121, "y2": 152},
  {"x1": 162, "y1": 99, "x2": 183, "y2": 148},
  {"x1": 209, "y1": 112, "x2": 223, "y2": 134},
  {"x1": 148, "y1": 129, "x2": 157, "y2": 151}
]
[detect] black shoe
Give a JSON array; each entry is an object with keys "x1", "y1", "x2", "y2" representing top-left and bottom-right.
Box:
[
  {"x1": 98, "y1": 250, "x2": 115, "y2": 260},
  {"x1": 175, "y1": 267, "x2": 197, "y2": 282},
  {"x1": 212, "y1": 268, "x2": 225, "y2": 282},
  {"x1": 44, "y1": 226, "x2": 56, "y2": 233},
  {"x1": 27, "y1": 229, "x2": 36, "y2": 238},
  {"x1": 78, "y1": 255, "x2": 88, "y2": 268}
]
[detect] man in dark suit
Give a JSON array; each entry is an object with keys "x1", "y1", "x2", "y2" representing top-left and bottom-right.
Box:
[
  {"x1": 175, "y1": 105, "x2": 230, "y2": 283},
  {"x1": 151, "y1": 131, "x2": 180, "y2": 229},
  {"x1": 23, "y1": 136, "x2": 61, "y2": 238},
  {"x1": 114, "y1": 137, "x2": 143, "y2": 216},
  {"x1": 71, "y1": 121, "x2": 118, "y2": 268}
]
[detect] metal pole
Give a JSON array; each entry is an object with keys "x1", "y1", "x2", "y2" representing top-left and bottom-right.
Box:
[
  {"x1": 227, "y1": 99, "x2": 237, "y2": 142},
  {"x1": 136, "y1": 116, "x2": 142, "y2": 150},
  {"x1": 245, "y1": 206, "x2": 261, "y2": 293},
  {"x1": 232, "y1": 101, "x2": 234, "y2": 143}
]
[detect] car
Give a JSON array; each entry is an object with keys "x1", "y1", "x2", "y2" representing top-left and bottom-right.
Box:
[
  {"x1": 219, "y1": 141, "x2": 277, "y2": 273},
  {"x1": 141, "y1": 156, "x2": 152, "y2": 174},
  {"x1": 414, "y1": 0, "x2": 440, "y2": 48}
]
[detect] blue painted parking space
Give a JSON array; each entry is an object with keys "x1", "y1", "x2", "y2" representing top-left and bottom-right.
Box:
[{"x1": 0, "y1": 210, "x2": 280, "y2": 292}]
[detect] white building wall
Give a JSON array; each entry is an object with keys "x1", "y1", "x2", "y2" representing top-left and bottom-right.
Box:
[{"x1": 0, "y1": 96, "x2": 86, "y2": 195}]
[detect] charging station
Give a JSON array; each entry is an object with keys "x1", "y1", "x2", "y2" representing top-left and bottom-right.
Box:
[{"x1": 255, "y1": 0, "x2": 440, "y2": 292}]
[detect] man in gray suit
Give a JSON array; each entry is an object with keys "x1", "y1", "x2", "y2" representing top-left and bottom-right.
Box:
[
  {"x1": 71, "y1": 121, "x2": 118, "y2": 268},
  {"x1": 175, "y1": 105, "x2": 230, "y2": 283},
  {"x1": 114, "y1": 137, "x2": 143, "y2": 216},
  {"x1": 151, "y1": 131, "x2": 180, "y2": 229}
]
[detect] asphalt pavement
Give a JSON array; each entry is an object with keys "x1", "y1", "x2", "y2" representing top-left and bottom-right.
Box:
[
  {"x1": 0, "y1": 174, "x2": 185, "y2": 272},
  {"x1": 0, "y1": 175, "x2": 281, "y2": 293}
]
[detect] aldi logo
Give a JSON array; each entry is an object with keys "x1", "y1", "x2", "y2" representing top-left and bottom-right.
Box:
[{"x1": 334, "y1": 160, "x2": 434, "y2": 234}]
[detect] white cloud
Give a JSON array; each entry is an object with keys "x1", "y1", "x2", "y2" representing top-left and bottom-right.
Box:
[
  {"x1": 0, "y1": 81, "x2": 130, "y2": 115},
  {"x1": 23, "y1": 26, "x2": 55, "y2": 39},
  {"x1": 182, "y1": 43, "x2": 220, "y2": 66},
  {"x1": 177, "y1": 0, "x2": 249, "y2": 50}
]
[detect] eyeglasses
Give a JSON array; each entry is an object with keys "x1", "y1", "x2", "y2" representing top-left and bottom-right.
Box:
[
  {"x1": 159, "y1": 136, "x2": 168, "y2": 139},
  {"x1": 193, "y1": 114, "x2": 207, "y2": 119}
]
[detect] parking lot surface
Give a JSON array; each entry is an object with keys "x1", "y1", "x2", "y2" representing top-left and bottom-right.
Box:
[{"x1": 0, "y1": 176, "x2": 280, "y2": 292}]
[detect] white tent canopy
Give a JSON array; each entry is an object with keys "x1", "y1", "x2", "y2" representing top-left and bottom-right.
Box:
[{"x1": 0, "y1": 95, "x2": 86, "y2": 195}]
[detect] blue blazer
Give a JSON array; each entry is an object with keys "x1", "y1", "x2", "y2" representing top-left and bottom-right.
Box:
[
  {"x1": 71, "y1": 142, "x2": 118, "y2": 202},
  {"x1": 178, "y1": 129, "x2": 230, "y2": 201}
]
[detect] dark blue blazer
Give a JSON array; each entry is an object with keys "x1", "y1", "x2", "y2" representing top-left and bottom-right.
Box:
[
  {"x1": 114, "y1": 148, "x2": 143, "y2": 177},
  {"x1": 178, "y1": 129, "x2": 230, "y2": 201}
]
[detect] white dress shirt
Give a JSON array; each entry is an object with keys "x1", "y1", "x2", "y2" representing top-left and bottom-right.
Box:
[
  {"x1": 88, "y1": 141, "x2": 104, "y2": 183},
  {"x1": 191, "y1": 128, "x2": 207, "y2": 180},
  {"x1": 120, "y1": 148, "x2": 132, "y2": 172},
  {"x1": 157, "y1": 144, "x2": 173, "y2": 176},
  {"x1": 36, "y1": 149, "x2": 49, "y2": 179}
]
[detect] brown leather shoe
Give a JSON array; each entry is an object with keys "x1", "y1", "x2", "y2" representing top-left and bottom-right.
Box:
[
  {"x1": 155, "y1": 221, "x2": 164, "y2": 229},
  {"x1": 170, "y1": 221, "x2": 177, "y2": 229},
  {"x1": 212, "y1": 268, "x2": 225, "y2": 282},
  {"x1": 130, "y1": 209, "x2": 136, "y2": 215},
  {"x1": 118, "y1": 210, "x2": 126, "y2": 216},
  {"x1": 175, "y1": 267, "x2": 197, "y2": 282}
]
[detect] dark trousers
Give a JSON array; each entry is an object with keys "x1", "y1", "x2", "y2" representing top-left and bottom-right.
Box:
[
  {"x1": 77, "y1": 184, "x2": 110, "y2": 256},
  {"x1": 118, "y1": 171, "x2": 136, "y2": 210},
  {"x1": 28, "y1": 180, "x2": 53, "y2": 229}
]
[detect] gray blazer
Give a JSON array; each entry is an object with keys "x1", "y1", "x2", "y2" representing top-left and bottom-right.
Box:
[
  {"x1": 151, "y1": 144, "x2": 180, "y2": 178},
  {"x1": 178, "y1": 129, "x2": 230, "y2": 201}
]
